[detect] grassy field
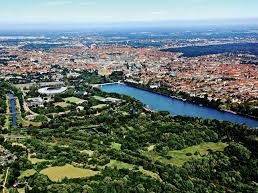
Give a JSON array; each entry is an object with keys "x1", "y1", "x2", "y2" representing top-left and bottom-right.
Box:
[
  {"x1": 18, "y1": 188, "x2": 25, "y2": 193},
  {"x1": 4, "y1": 95, "x2": 10, "y2": 129},
  {"x1": 139, "y1": 166, "x2": 161, "y2": 180},
  {"x1": 147, "y1": 144, "x2": 155, "y2": 151},
  {"x1": 40, "y1": 164, "x2": 98, "y2": 181},
  {"x1": 0, "y1": 173, "x2": 3, "y2": 183},
  {"x1": 54, "y1": 102, "x2": 71, "y2": 108},
  {"x1": 92, "y1": 96, "x2": 105, "y2": 100},
  {"x1": 92, "y1": 104, "x2": 108, "y2": 109},
  {"x1": 12, "y1": 143, "x2": 27, "y2": 149},
  {"x1": 64, "y1": 97, "x2": 85, "y2": 104},
  {"x1": 19, "y1": 169, "x2": 37, "y2": 179},
  {"x1": 106, "y1": 160, "x2": 135, "y2": 170},
  {"x1": 28, "y1": 153, "x2": 47, "y2": 164},
  {"x1": 20, "y1": 118, "x2": 42, "y2": 127},
  {"x1": 111, "y1": 142, "x2": 122, "y2": 151},
  {"x1": 16, "y1": 98, "x2": 42, "y2": 127},
  {"x1": 144, "y1": 142, "x2": 228, "y2": 166},
  {"x1": 106, "y1": 160, "x2": 161, "y2": 180},
  {"x1": 121, "y1": 111, "x2": 130, "y2": 116},
  {"x1": 80, "y1": 150, "x2": 94, "y2": 156}
]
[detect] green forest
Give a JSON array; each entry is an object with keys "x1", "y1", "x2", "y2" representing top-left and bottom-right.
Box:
[{"x1": 0, "y1": 72, "x2": 258, "y2": 193}]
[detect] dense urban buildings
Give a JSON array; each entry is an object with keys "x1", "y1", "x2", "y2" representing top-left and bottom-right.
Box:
[{"x1": 1, "y1": 31, "x2": 258, "y2": 107}]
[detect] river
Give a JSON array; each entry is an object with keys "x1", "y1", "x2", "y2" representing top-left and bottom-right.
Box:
[
  {"x1": 8, "y1": 93, "x2": 17, "y2": 126},
  {"x1": 100, "y1": 83, "x2": 258, "y2": 128}
]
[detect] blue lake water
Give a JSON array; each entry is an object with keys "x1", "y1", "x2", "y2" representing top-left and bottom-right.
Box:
[
  {"x1": 100, "y1": 84, "x2": 258, "y2": 128},
  {"x1": 8, "y1": 93, "x2": 17, "y2": 126}
]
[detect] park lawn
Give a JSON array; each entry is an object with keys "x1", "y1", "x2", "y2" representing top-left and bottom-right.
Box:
[
  {"x1": 0, "y1": 174, "x2": 3, "y2": 183},
  {"x1": 19, "y1": 169, "x2": 37, "y2": 179},
  {"x1": 106, "y1": 160, "x2": 135, "y2": 170},
  {"x1": 64, "y1": 97, "x2": 85, "y2": 104},
  {"x1": 92, "y1": 96, "x2": 105, "y2": 101},
  {"x1": 147, "y1": 144, "x2": 155, "y2": 151},
  {"x1": 18, "y1": 188, "x2": 25, "y2": 193},
  {"x1": 167, "y1": 142, "x2": 228, "y2": 166},
  {"x1": 111, "y1": 142, "x2": 121, "y2": 151},
  {"x1": 12, "y1": 143, "x2": 27, "y2": 149},
  {"x1": 16, "y1": 113, "x2": 42, "y2": 127},
  {"x1": 168, "y1": 142, "x2": 227, "y2": 157},
  {"x1": 4, "y1": 114, "x2": 10, "y2": 129},
  {"x1": 54, "y1": 102, "x2": 71, "y2": 108},
  {"x1": 15, "y1": 99, "x2": 42, "y2": 127},
  {"x1": 28, "y1": 153, "x2": 47, "y2": 164},
  {"x1": 20, "y1": 117, "x2": 42, "y2": 127},
  {"x1": 106, "y1": 160, "x2": 161, "y2": 180},
  {"x1": 80, "y1": 150, "x2": 94, "y2": 156},
  {"x1": 40, "y1": 164, "x2": 98, "y2": 182},
  {"x1": 121, "y1": 111, "x2": 130, "y2": 116},
  {"x1": 138, "y1": 166, "x2": 161, "y2": 180},
  {"x1": 4, "y1": 95, "x2": 10, "y2": 129},
  {"x1": 143, "y1": 142, "x2": 228, "y2": 166},
  {"x1": 92, "y1": 104, "x2": 108, "y2": 109}
]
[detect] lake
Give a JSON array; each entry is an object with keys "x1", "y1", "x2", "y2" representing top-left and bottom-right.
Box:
[{"x1": 100, "y1": 83, "x2": 258, "y2": 128}]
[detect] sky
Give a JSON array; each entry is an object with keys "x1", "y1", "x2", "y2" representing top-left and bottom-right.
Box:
[{"x1": 0, "y1": 0, "x2": 258, "y2": 26}]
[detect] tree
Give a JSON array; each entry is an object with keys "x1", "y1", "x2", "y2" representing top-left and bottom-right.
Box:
[
  {"x1": 82, "y1": 185, "x2": 94, "y2": 193},
  {"x1": 225, "y1": 143, "x2": 251, "y2": 161},
  {"x1": 9, "y1": 188, "x2": 19, "y2": 193},
  {"x1": 0, "y1": 135, "x2": 5, "y2": 144}
]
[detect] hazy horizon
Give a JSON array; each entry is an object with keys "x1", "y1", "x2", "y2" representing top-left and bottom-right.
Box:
[
  {"x1": 1, "y1": 0, "x2": 258, "y2": 31},
  {"x1": 1, "y1": 18, "x2": 258, "y2": 32}
]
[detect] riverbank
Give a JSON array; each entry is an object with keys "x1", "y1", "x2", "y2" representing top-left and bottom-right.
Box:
[{"x1": 4, "y1": 95, "x2": 10, "y2": 129}]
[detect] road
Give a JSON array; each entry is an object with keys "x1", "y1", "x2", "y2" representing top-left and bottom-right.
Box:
[
  {"x1": 22, "y1": 96, "x2": 38, "y2": 116},
  {"x1": 3, "y1": 167, "x2": 9, "y2": 193}
]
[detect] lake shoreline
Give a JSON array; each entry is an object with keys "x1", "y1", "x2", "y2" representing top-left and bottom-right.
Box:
[
  {"x1": 99, "y1": 82, "x2": 258, "y2": 127},
  {"x1": 123, "y1": 81, "x2": 258, "y2": 122}
]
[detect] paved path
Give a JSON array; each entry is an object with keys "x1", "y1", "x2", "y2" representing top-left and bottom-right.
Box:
[
  {"x1": 3, "y1": 167, "x2": 9, "y2": 193},
  {"x1": 22, "y1": 96, "x2": 38, "y2": 116}
]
